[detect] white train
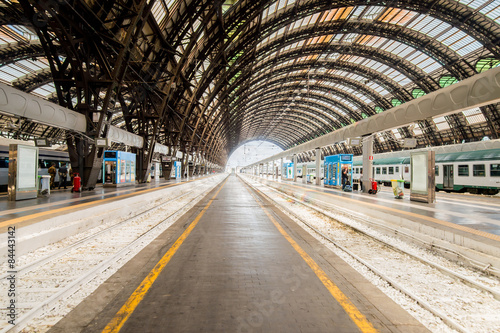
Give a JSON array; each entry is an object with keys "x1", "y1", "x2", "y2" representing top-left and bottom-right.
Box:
[
  {"x1": 352, "y1": 146, "x2": 500, "y2": 195},
  {"x1": 0, "y1": 139, "x2": 71, "y2": 191},
  {"x1": 296, "y1": 162, "x2": 324, "y2": 182}
]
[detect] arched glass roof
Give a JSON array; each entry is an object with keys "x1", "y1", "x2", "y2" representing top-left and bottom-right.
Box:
[{"x1": 0, "y1": 0, "x2": 499, "y2": 165}]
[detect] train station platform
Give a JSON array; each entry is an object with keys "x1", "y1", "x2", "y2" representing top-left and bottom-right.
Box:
[
  {"x1": 0, "y1": 176, "x2": 194, "y2": 232},
  {"x1": 48, "y1": 174, "x2": 427, "y2": 333},
  {"x1": 248, "y1": 175, "x2": 500, "y2": 276}
]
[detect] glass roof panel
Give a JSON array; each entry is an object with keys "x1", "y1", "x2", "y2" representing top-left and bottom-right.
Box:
[
  {"x1": 31, "y1": 83, "x2": 56, "y2": 99},
  {"x1": 459, "y1": 0, "x2": 489, "y2": 10},
  {"x1": 151, "y1": 0, "x2": 167, "y2": 25},
  {"x1": 2, "y1": 25, "x2": 39, "y2": 43},
  {"x1": 406, "y1": 15, "x2": 448, "y2": 38},
  {"x1": 0, "y1": 66, "x2": 23, "y2": 83},
  {"x1": 277, "y1": 0, "x2": 288, "y2": 11},
  {"x1": 366, "y1": 82, "x2": 390, "y2": 96},
  {"x1": 479, "y1": 1, "x2": 500, "y2": 23},
  {"x1": 351, "y1": 6, "x2": 367, "y2": 19},
  {"x1": 361, "y1": 6, "x2": 385, "y2": 20},
  {"x1": 379, "y1": 8, "x2": 418, "y2": 25}
]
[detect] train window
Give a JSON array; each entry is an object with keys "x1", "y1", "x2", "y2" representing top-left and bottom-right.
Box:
[
  {"x1": 376, "y1": 167, "x2": 381, "y2": 174},
  {"x1": 388, "y1": 167, "x2": 394, "y2": 174},
  {"x1": 491, "y1": 164, "x2": 500, "y2": 177},
  {"x1": 39, "y1": 160, "x2": 60, "y2": 168},
  {"x1": 404, "y1": 166, "x2": 409, "y2": 173},
  {"x1": 0, "y1": 157, "x2": 8, "y2": 168},
  {"x1": 473, "y1": 164, "x2": 485, "y2": 177},
  {"x1": 360, "y1": 167, "x2": 363, "y2": 175},
  {"x1": 395, "y1": 166, "x2": 399, "y2": 173},
  {"x1": 435, "y1": 166, "x2": 439, "y2": 176},
  {"x1": 382, "y1": 167, "x2": 387, "y2": 175},
  {"x1": 458, "y1": 165, "x2": 469, "y2": 177}
]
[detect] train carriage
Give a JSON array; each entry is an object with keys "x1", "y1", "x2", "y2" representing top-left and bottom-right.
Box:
[
  {"x1": 296, "y1": 162, "x2": 324, "y2": 182},
  {"x1": 353, "y1": 148, "x2": 500, "y2": 195},
  {"x1": 435, "y1": 149, "x2": 500, "y2": 195},
  {"x1": 0, "y1": 140, "x2": 71, "y2": 191}
]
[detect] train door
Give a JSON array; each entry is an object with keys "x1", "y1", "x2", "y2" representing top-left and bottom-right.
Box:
[
  {"x1": 443, "y1": 164, "x2": 454, "y2": 189},
  {"x1": 104, "y1": 160, "x2": 116, "y2": 184},
  {"x1": 340, "y1": 163, "x2": 351, "y2": 186}
]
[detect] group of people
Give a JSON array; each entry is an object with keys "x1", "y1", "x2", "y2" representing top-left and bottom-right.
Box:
[{"x1": 48, "y1": 162, "x2": 69, "y2": 190}]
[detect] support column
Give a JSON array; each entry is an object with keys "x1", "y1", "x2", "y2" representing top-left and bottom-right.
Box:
[
  {"x1": 293, "y1": 155, "x2": 297, "y2": 182},
  {"x1": 280, "y1": 157, "x2": 283, "y2": 180},
  {"x1": 188, "y1": 162, "x2": 194, "y2": 177},
  {"x1": 302, "y1": 164, "x2": 307, "y2": 184},
  {"x1": 362, "y1": 135, "x2": 374, "y2": 193},
  {"x1": 315, "y1": 147, "x2": 321, "y2": 186}
]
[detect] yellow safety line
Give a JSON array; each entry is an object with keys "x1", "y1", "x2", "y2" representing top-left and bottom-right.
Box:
[
  {"x1": 284, "y1": 182, "x2": 500, "y2": 243},
  {"x1": 246, "y1": 184, "x2": 379, "y2": 333},
  {"x1": 0, "y1": 177, "x2": 208, "y2": 229},
  {"x1": 101, "y1": 177, "x2": 228, "y2": 333}
]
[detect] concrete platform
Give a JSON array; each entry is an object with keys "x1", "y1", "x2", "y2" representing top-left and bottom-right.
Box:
[
  {"x1": 49, "y1": 174, "x2": 428, "y2": 333},
  {"x1": 0, "y1": 177, "x2": 196, "y2": 232}
]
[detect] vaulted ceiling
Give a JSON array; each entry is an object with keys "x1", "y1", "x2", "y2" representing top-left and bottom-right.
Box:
[{"x1": 1, "y1": 0, "x2": 500, "y2": 167}]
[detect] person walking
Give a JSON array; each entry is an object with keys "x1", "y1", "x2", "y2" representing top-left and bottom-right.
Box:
[
  {"x1": 58, "y1": 163, "x2": 68, "y2": 189},
  {"x1": 48, "y1": 162, "x2": 57, "y2": 189}
]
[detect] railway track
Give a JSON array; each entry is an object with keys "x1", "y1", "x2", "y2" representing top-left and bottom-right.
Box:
[
  {"x1": 242, "y1": 175, "x2": 500, "y2": 333},
  {"x1": 0, "y1": 175, "x2": 225, "y2": 333}
]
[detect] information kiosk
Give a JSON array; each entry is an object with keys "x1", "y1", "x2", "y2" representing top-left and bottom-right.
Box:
[
  {"x1": 174, "y1": 161, "x2": 182, "y2": 179},
  {"x1": 283, "y1": 162, "x2": 294, "y2": 180},
  {"x1": 324, "y1": 154, "x2": 353, "y2": 187},
  {"x1": 103, "y1": 150, "x2": 136, "y2": 187}
]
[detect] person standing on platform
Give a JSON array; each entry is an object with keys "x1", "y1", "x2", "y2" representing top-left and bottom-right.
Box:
[
  {"x1": 342, "y1": 166, "x2": 348, "y2": 189},
  {"x1": 48, "y1": 162, "x2": 57, "y2": 189},
  {"x1": 58, "y1": 163, "x2": 68, "y2": 189}
]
